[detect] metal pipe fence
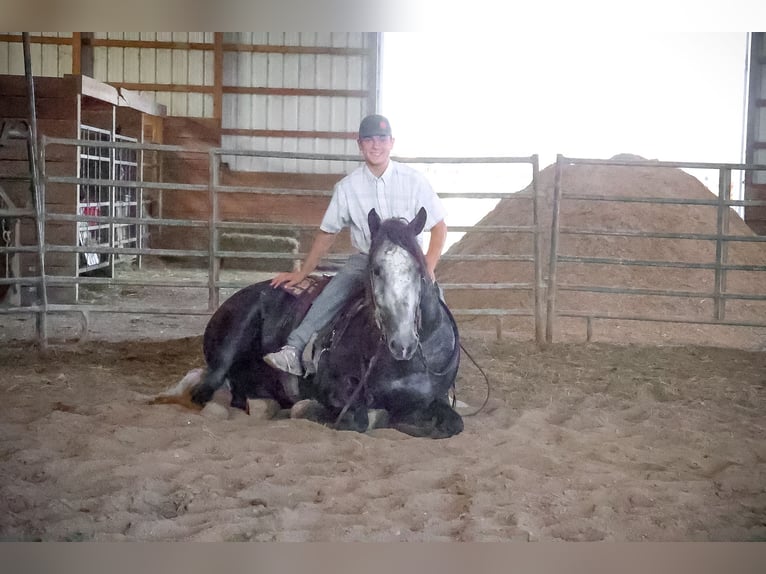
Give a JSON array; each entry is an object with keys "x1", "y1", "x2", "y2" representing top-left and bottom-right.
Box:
[
  {"x1": 7, "y1": 139, "x2": 766, "y2": 348},
  {"x1": 1, "y1": 138, "x2": 543, "y2": 345},
  {"x1": 545, "y1": 154, "x2": 766, "y2": 343}
]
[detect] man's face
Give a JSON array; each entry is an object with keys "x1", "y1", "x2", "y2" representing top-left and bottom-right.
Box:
[{"x1": 358, "y1": 135, "x2": 395, "y2": 170}]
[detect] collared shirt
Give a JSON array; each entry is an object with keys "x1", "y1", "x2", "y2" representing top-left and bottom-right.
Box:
[{"x1": 320, "y1": 160, "x2": 446, "y2": 253}]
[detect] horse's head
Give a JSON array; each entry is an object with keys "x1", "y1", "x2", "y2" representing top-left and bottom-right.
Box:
[{"x1": 368, "y1": 207, "x2": 428, "y2": 361}]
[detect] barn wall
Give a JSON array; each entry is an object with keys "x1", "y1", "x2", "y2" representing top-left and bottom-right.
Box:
[
  {"x1": 0, "y1": 33, "x2": 379, "y2": 269},
  {"x1": 90, "y1": 32, "x2": 216, "y2": 119},
  {"x1": 0, "y1": 32, "x2": 379, "y2": 175},
  {"x1": 218, "y1": 32, "x2": 377, "y2": 175},
  {"x1": 744, "y1": 32, "x2": 766, "y2": 234},
  {"x1": 0, "y1": 33, "x2": 74, "y2": 77}
]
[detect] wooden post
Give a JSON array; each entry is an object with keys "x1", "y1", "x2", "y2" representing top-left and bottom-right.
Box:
[
  {"x1": 72, "y1": 33, "x2": 82, "y2": 75},
  {"x1": 213, "y1": 33, "x2": 224, "y2": 125}
]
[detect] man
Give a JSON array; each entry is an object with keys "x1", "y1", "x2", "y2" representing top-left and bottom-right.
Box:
[{"x1": 264, "y1": 114, "x2": 448, "y2": 391}]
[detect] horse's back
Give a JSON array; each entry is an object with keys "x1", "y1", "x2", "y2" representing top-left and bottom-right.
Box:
[{"x1": 203, "y1": 280, "x2": 289, "y2": 366}]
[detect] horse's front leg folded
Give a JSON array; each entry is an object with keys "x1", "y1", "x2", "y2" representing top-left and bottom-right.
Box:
[
  {"x1": 389, "y1": 399, "x2": 464, "y2": 439},
  {"x1": 331, "y1": 404, "x2": 369, "y2": 433}
]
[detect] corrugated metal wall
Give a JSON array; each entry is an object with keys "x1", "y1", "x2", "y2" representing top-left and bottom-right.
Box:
[
  {"x1": 746, "y1": 33, "x2": 766, "y2": 180},
  {"x1": 0, "y1": 32, "x2": 73, "y2": 76},
  {"x1": 744, "y1": 32, "x2": 766, "y2": 233},
  {"x1": 92, "y1": 32, "x2": 216, "y2": 118},
  {"x1": 0, "y1": 32, "x2": 379, "y2": 175},
  {"x1": 220, "y1": 32, "x2": 376, "y2": 174}
]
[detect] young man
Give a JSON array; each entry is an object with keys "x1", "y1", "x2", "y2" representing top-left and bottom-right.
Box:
[{"x1": 264, "y1": 114, "x2": 448, "y2": 392}]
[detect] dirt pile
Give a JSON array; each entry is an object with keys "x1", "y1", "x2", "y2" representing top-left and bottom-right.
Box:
[{"x1": 440, "y1": 157, "x2": 766, "y2": 347}]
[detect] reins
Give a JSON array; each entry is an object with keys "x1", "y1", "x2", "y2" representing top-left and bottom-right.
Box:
[
  {"x1": 334, "y1": 212, "x2": 492, "y2": 425},
  {"x1": 417, "y1": 292, "x2": 492, "y2": 417},
  {"x1": 333, "y1": 344, "x2": 384, "y2": 428},
  {"x1": 453, "y1": 341, "x2": 492, "y2": 417}
]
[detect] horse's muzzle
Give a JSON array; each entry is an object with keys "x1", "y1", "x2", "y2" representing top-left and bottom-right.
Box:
[{"x1": 388, "y1": 338, "x2": 418, "y2": 361}]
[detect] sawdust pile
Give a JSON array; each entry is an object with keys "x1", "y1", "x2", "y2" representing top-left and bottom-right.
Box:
[{"x1": 440, "y1": 156, "x2": 766, "y2": 348}]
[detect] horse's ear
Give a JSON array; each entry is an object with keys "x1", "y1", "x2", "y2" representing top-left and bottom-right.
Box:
[
  {"x1": 368, "y1": 209, "x2": 381, "y2": 236},
  {"x1": 410, "y1": 207, "x2": 427, "y2": 235}
]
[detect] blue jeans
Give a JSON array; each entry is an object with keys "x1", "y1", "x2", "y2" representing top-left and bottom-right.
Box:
[{"x1": 286, "y1": 253, "x2": 368, "y2": 352}]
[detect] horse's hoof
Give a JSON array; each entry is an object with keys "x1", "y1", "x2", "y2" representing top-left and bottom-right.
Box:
[
  {"x1": 367, "y1": 409, "x2": 390, "y2": 431},
  {"x1": 201, "y1": 401, "x2": 229, "y2": 420},
  {"x1": 290, "y1": 399, "x2": 325, "y2": 421},
  {"x1": 247, "y1": 398, "x2": 281, "y2": 420}
]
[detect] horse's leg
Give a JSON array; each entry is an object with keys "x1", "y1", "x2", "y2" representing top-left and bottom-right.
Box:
[
  {"x1": 331, "y1": 404, "x2": 369, "y2": 434},
  {"x1": 388, "y1": 399, "x2": 464, "y2": 439},
  {"x1": 288, "y1": 398, "x2": 369, "y2": 432},
  {"x1": 190, "y1": 367, "x2": 225, "y2": 406}
]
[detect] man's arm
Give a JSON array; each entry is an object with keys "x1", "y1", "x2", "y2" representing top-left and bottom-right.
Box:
[
  {"x1": 424, "y1": 219, "x2": 447, "y2": 281},
  {"x1": 270, "y1": 230, "x2": 337, "y2": 288}
]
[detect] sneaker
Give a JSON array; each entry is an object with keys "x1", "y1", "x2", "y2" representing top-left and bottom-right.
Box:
[{"x1": 264, "y1": 345, "x2": 304, "y2": 376}]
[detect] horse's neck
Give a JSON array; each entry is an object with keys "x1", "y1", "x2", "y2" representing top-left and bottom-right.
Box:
[{"x1": 418, "y1": 280, "x2": 443, "y2": 333}]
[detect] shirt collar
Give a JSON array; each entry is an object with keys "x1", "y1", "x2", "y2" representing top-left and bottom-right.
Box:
[{"x1": 363, "y1": 160, "x2": 395, "y2": 184}]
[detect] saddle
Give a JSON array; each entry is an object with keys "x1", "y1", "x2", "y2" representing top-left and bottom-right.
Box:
[
  {"x1": 279, "y1": 274, "x2": 368, "y2": 377},
  {"x1": 279, "y1": 274, "x2": 333, "y2": 320}
]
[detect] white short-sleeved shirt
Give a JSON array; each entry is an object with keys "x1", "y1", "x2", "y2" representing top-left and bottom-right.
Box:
[{"x1": 320, "y1": 160, "x2": 446, "y2": 254}]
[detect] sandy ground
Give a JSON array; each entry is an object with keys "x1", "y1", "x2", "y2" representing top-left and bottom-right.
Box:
[
  {"x1": 2, "y1": 156, "x2": 766, "y2": 541},
  {"x1": 1, "y1": 323, "x2": 765, "y2": 541}
]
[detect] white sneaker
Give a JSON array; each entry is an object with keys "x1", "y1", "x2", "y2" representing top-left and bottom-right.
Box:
[{"x1": 264, "y1": 345, "x2": 304, "y2": 376}]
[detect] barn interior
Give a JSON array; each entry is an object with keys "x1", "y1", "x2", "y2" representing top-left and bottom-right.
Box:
[
  {"x1": 0, "y1": 31, "x2": 765, "y2": 545},
  {"x1": 1, "y1": 32, "x2": 766, "y2": 348}
]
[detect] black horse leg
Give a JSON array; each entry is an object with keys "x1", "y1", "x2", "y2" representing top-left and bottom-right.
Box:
[
  {"x1": 332, "y1": 404, "x2": 369, "y2": 434},
  {"x1": 390, "y1": 400, "x2": 464, "y2": 439},
  {"x1": 190, "y1": 368, "x2": 225, "y2": 406}
]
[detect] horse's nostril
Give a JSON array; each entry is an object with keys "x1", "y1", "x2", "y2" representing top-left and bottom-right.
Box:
[
  {"x1": 389, "y1": 339, "x2": 417, "y2": 361},
  {"x1": 389, "y1": 340, "x2": 407, "y2": 360}
]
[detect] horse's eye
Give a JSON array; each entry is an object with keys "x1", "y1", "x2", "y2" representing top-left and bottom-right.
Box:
[{"x1": 371, "y1": 265, "x2": 381, "y2": 277}]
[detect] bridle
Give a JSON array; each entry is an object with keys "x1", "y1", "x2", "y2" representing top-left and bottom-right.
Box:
[{"x1": 368, "y1": 253, "x2": 424, "y2": 350}]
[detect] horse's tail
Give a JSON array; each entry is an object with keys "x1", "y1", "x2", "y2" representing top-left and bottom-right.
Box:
[
  {"x1": 148, "y1": 367, "x2": 206, "y2": 409},
  {"x1": 190, "y1": 298, "x2": 265, "y2": 406},
  {"x1": 149, "y1": 291, "x2": 266, "y2": 410}
]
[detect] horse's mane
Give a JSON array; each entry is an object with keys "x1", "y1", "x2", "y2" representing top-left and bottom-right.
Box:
[{"x1": 369, "y1": 216, "x2": 428, "y2": 278}]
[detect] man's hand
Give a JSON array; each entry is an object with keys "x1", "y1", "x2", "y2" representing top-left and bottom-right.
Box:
[
  {"x1": 270, "y1": 270, "x2": 307, "y2": 289},
  {"x1": 271, "y1": 231, "x2": 337, "y2": 289},
  {"x1": 424, "y1": 259, "x2": 437, "y2": 282},
  {"x1": 424, "y1": 219, "x2": 447, "y2": 283}
]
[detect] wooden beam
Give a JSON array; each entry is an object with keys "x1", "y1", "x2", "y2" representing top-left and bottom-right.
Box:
[
  {"x1": 71, "y1": 33, "x2": 81, "y2": 75},
  {"x1": 77, "y1": 74, "x2": 119, "y2": 105},
  {"x1": 0, "y1": 34, "x2": 72, "y2": 46},
  {"x1": 224, "y1": 86, "x2": 369, "y2": 98},
  {"x1": 213, "y1": 32, "x2": 223, "y2": 122},
  {"x1": 223, "y1": 44, "x2": 372, "y2": 56},
  {"x1": 69, "y1": 36, "x2": 373, "y2": 56},
  {"x1": 118, "y1": 87, "x2": 167, "y2": 116},
  {"x1": 107, "y1": 82, "x2": 369, "y2": 99},
  {"x1": 0, "y1": 34, "x2": 373, "y2": 57},
  {"x1": 108, "y1": 82, "x2": 213, "y2": 93},
  {"x1": 221, "y1": 128, "x2": 358, "y2": 140},
  {"x1": 84, "y1": 38, "x2": 212, "y2": 51}
]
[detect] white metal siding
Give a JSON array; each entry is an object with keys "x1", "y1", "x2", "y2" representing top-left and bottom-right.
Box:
[
  {"x1": 749, "y1": 34, "x2": 766, "y2": 184},
  {"x1": 0, "y1": 32, "x2": 72, "y2": 77},
  {"x1": 221, "y1": 32, "x2": 375, "y2": 174},
  {"x1": 92, "y1": 32, "x2": 215, "y2": 118},
  {"x1": 1, "y1": 32, "x2": 379, "y2": 176}
]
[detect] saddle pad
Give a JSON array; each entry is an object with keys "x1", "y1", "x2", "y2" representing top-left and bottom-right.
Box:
[
  {"x1": 281, "y1": 275, "x2": 332, "y2": 303},
  {"x1": 281, "y1": 274, "x2": 332, "y2": 299}
]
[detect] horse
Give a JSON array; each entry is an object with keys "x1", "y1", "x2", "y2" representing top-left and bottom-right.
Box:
[{"x1": 166, "y1": 207, "x2": 463, "y2": 439}]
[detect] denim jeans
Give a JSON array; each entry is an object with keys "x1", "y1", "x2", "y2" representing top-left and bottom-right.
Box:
[{"x1": 286, "y1": 253, "x2": 368, "y2": 352}]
